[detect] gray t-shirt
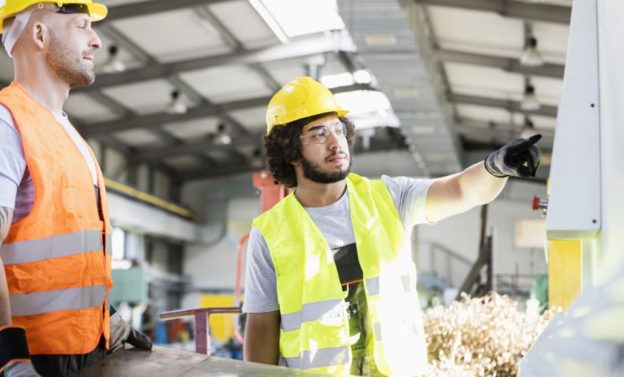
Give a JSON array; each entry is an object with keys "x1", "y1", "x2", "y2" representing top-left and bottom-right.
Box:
[
  {"x1": 0, "y1": 105, "x2": 97, "y2": 221},
  {"x1": 242, "y1": 176, "x2": 433, "y2": 313}
]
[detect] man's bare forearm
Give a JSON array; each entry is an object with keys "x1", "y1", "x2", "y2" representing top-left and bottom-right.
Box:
[
  {"x1": 0, "y1": 206, "x2": 14, "y2": 326},
  {"x1": 457, "y1": 161, "x2": 508, "y2": 205},
  {"x1": 244, "y1": 311, "x2": 280, "y2": 365},
  {"x1": 427, "y1": 162, "x2": 507, "y2": 223}
]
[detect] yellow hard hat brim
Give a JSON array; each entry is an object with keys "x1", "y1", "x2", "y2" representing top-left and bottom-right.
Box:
[
  {"x1": 0, "y1": 2, "x2": 108, "y2": 33},
  {"x1": 86, "y1": 2, "x2": 108, "y2": 22},
  {"x1": 336, "y1": 109, "x2": 350, "y2": 118},
  {"x1": 267, "y1": 108, "x2": 350, "y2": 135}
]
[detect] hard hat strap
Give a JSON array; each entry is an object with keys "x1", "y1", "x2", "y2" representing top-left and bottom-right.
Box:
[{"x1": 2, "y1": 7, "x2": 34, "y2": 58}]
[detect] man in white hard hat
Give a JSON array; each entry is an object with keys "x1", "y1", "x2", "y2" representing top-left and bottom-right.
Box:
[
  {"x1": 0, "y1": 2, "x2": 151, "y2": 376},
  {"x1": 243, "y1": 77, "x2": 542, "y2": 376}
]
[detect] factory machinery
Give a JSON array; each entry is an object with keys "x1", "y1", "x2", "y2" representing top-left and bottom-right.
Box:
[
  {"x1": 519, "y1": 0, "x2": 624, "y2": 375},
  {"x1": 73, "y1": 0, "x2": 623, "y2": 375}
]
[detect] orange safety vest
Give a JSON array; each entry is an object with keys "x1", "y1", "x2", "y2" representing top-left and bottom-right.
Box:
[{"x1": 0, "y1": 82, "x2": 113, "y2": 355}]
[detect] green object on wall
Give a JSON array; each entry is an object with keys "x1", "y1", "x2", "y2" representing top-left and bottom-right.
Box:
[
  {"x1": 110, "y1": 266, "x2": 149, "y2": 306},
  {"x1": 532, "y1": 274, "x2": 548, "y2": 309}
]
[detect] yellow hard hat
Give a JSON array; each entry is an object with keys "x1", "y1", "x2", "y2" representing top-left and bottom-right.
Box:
[
  {"x1": 266, "y1": 76, "x2": 349, "y2": 135},
  {"x1": 0, "y1": 0, "x2": 108, "y2": 33}
]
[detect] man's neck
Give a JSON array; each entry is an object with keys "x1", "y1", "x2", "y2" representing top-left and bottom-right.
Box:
[
  {"x1": 295, "y1": 179, "x2": 347, "y2": 208},
  {"x1": 13, "y1": 62, "x2": 69, "y2": 116}
]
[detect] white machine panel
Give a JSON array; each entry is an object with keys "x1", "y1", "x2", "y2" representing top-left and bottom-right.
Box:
[{"x1": 545, "y1": 0, "x2": 601, "y2": 239}]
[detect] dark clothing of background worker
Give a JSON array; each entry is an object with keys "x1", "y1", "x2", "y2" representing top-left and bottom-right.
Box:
[{"x1": 243, "y1": 76, "x2": 541, "y2": 376}]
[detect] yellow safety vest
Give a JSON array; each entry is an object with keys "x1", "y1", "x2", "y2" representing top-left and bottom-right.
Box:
[{"x1": 254, "y1": 173, "x2": 429, "y2": 376}]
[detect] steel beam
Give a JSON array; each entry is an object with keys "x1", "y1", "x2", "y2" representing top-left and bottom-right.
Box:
[
  {"x1": 458, "y1": 119, "x2": 554, "y2": 134},
  {"x1": 435, "y1": 49, "x2": 564, "y2": 79},
  {"x1": 102, "y1": 0, "x2": 233, "y2": 23},
  {"x1": 97, "y1": 24, "x2": 153, "y2": 66},
  {"x1": 178, "y1": 163, "x2": 255, "y2": 182},
  {"x1": 98, "y1": 23, "x2": 242, "y2": 167},
  {"x1": 87, "y1": 90, "x2": 132, "y2": 117},
  {"x1": 450, "y1": 93, "x2": 558, "y2": 117},
  {"x1": 456, "y1": 120, "x2": 555, "y2": 142},
  {"x1": 194, "y1": 6, "x2": 280, "y2": 91},
  {"x1": 461, "y1": 137, "x2": 551, "y2": 154},
  {"x1": 82, "y1": 83, "x2": 372, "y2": 138},
  {"x1": 413, "y1": 0, "x2": 571, "y2": 25},
  {"x1": 175, "y1": 135, "x2": 407, "y2": 182},
  {"x1": 78, "y1": 33, "x2": 356, "y2": 92},
  {"x1": 82, "y1": 96, "x2": 269, "y2": 137},
  {"x1": 136, "y1": 133, "x2": 262, "y2": 162}
]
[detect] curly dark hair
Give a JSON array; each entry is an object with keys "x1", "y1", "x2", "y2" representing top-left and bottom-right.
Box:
[{"x1": 264, "y1": 113, "x2": 355, "y2": 187}]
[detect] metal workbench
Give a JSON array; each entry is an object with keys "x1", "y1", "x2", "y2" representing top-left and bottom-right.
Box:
[{"x1": 72, "y1": 347, "x2": 329, "y2": 377}]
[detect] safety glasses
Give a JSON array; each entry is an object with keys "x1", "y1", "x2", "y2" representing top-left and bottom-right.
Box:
[
  {"x1": 300, "y1": 121, "x2": 347, "y2": 145},
  {"x1": 55, "y1": 3, "x2": 90, "y2": 15}
]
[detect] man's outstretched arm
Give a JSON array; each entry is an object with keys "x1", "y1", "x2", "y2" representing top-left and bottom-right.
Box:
[{"x1": 426, "y1": 135, "x2": 542, "y2": 223}]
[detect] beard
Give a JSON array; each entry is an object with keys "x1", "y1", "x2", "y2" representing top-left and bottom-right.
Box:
[
  {"x1": 46, "y1": 31, "x2": 95, "y2": 87},
  {"x1": 301, "y1": 152, "x2": 351, "y2": 184}
]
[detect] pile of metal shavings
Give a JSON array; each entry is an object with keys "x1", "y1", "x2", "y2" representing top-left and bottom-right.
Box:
[{"x1": 423, "y1": 292, "x2": 557, "y2": 377}]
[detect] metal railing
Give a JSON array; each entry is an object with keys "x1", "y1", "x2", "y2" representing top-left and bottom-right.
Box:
[
  {"x1": 425, "y1": 242, "x2": 472, "y2": 289},
  {"x1": 159, "y1": 306, "x2": 241, "y2": 355},
  {"x1": 494, "y1": 273, "x2": 535, "y2": 298}
]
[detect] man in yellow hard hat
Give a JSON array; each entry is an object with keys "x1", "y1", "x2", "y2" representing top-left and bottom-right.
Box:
[
  {"x1": 243, "y1": 76, "x2": 541, "y2": 376},
  {"x1": 0, "y1": 2, "x2": 151, "y2": 377}
]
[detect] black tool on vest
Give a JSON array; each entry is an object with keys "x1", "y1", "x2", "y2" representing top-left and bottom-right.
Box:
[{"x1": 333, "y1": 243, "x2": 364, "y2": 290}]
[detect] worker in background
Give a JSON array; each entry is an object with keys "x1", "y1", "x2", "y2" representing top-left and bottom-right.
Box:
[
  {"x1": 0, "y1": 1, "x2": 152, "y2": 377},
  {"x1": 243, "y1": 76, "x2": 541, "y2": 376}
]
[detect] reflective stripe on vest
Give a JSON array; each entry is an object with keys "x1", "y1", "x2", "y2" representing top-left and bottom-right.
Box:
[
  {"x1": 365, "y1": 277, "x2": 379, "y2": 296},
  {"x1": 365, "y1": 275, "x2": 412, "y2": 297},
  {"x1": 283, "y1": 346, "x2": 351, "y2": 369},
  {"x1": 0, "y1": 231, "x2": 110, "y2": 265},
  {"x1": 10, "y1": 284, "x2": 107, "y2": 317},
  {"x1": 281, "y1": 298, "x2": 344, "y2": 332},
  {"x1": 374, "y1": 323, "x2": 382, "y2": 341}
]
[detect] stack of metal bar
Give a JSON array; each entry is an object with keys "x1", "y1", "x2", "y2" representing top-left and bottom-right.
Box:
[{"x1": 423, "y1": 293, "x2": 556, "y2": 377}]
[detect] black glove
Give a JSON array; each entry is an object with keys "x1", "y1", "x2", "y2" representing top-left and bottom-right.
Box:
[
  {"x1": 484, "y1": 134, "x2": 542, "y2": 178},
  {"x1": 109, "y1": 310, "x2": 153, "y2": 352},
  {"x1": 126, "y1": 328, "x2": 153, "y2": 351},
  {"x1": 1, "y1": 327, "x2": 41, "y2": 377}
]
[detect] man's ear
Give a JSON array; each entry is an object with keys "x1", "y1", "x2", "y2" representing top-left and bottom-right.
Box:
[{"x1": 31, "y1": 22, "x2": 47, "y2": 49}]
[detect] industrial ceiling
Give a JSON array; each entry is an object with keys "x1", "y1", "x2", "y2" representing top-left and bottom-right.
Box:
[{"x1": 0, "y1": 0, "x2": 570, "y2": 190}]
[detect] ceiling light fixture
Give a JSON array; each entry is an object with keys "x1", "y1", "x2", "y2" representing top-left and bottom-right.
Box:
[
  {"x1": 215, "y1": 123, "x2": 232, "y2": 145},
  {"x1": 320, "y1": 72, "x2": 354, "y2": 88},
  {"x1": 353, "y1": 69, "x2": 372, "y2": 85},
  {"x1": 102, "y1": 45, "x2": 126, "y2": 73},
  {"x1": 520, "y1": 21, "x2": 544, "y2": 67},
  {"x1": 520, "y1": 36, "x2": 544, "y2": 67},
  {"x1": 167, "y1": 90, "x2": 187, "y2": 115},
  {"x1": 334, "y1": 90, "x2": 391, "y2": 115},
  {"x1": 520, "y1": 83, "x2": 540, "y2": 112}
]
